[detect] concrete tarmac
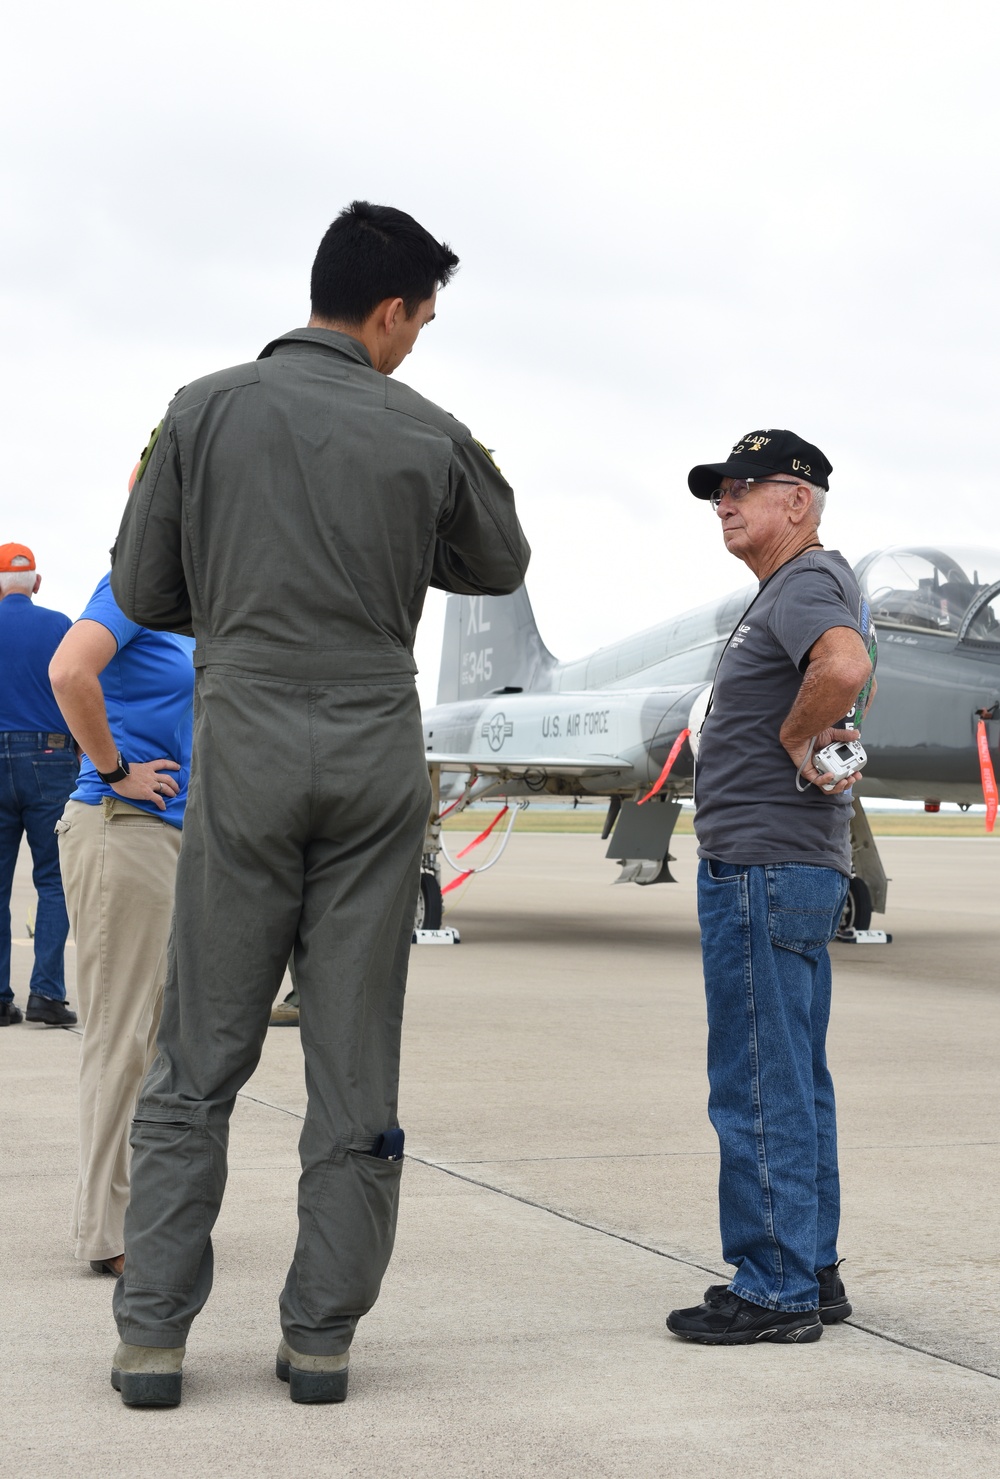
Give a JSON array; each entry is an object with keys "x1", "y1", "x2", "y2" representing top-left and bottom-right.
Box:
[{"x1": 3, "y1": 833, "x2": 998, "y2": 1477}]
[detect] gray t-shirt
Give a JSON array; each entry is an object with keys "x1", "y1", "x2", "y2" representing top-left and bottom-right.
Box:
[{"x1": 694, "y1": 549, "x2": 869, "y2": 876}]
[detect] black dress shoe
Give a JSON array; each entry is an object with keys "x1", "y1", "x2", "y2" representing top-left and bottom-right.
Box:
[
  {"x1": 25, "y1": 994, "x2": 77, "y2": 1026},
  {"x1": 0, "y1": 1000, "x2": 23, "y2": 1026}
]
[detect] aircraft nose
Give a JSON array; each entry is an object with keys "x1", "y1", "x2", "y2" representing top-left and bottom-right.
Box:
[{"x1": 648, "y1": 702, "x2": 697, "y2": 786}]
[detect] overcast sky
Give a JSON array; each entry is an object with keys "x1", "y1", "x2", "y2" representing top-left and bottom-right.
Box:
[{"x1": 4, "y1": 0, "x2": 998, "y2": 704}]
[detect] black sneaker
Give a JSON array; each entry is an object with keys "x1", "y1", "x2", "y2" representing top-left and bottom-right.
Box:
[
  {"x1": 0, "y1": 1000, "x2": 23, "y2": 1026},
  {"x1": 817, "y1": 1261, "x2": 852, "y2": 1324},
  {"x1": 667, "y1": 1285, "x2": 823, "y2": 1345},
  {"x1": 25, "y1": 994, "x2": 77, "y2": 1026}
]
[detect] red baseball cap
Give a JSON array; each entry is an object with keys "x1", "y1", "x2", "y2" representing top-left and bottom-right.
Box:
[{"x1": 0, "y1": 542, "x2": 36, "y2": 572}]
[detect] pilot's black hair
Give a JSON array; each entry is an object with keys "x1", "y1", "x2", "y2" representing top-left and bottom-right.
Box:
[{"x1": 310, "y1": 202, "x2": 459, "y2": 325}]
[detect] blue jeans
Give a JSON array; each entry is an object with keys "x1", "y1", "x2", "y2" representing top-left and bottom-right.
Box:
[
  {"x1": 697, "y1": 858, "x2": 849, "y2": 1312},
  {"x1": 0, "y1": 732, "x2": 79, "y2": 1002}
]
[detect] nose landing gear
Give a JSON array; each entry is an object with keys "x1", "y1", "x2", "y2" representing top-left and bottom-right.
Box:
[
  {"x1": 838, "y1": 876, "x2": 873, "y2": 936},
  {"x1": 414, "y1": 870, "x2": 443, "y2": 931}
]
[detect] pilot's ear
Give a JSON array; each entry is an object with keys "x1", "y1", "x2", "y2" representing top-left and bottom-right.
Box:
[{"x1": 383, "y1": 297, "x2": 405, "y2": 333}]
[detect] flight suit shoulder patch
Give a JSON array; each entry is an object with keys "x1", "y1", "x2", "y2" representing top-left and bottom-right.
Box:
[
  {"x1": 130, "y1": 420, "x2": 163, "y2": 491},
  {"x1": 472, "y1": 438, "x2": 501, "y2": 472}
]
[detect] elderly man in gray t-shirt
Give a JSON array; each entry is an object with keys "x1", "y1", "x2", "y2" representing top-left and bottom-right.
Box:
[{"x1": 667, "y1": 430, "x2": 875, "y2": 1347}]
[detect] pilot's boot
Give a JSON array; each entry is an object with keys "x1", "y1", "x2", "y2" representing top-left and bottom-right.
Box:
[
  {"x1": 275, "y1": 1338, "x2": 349, "y2": 1403},
  {"x1": 111, "y1": 1341, "x2": 185, "y2": 1406}
]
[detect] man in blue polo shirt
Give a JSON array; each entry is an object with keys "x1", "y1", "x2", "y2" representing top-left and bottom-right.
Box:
[
  {"x1": 0, "y1": 542, "x2": 78, "y2": 1027},
  {"x1": 49, "y1": 573, "x2": 194, "y2": 1273}
]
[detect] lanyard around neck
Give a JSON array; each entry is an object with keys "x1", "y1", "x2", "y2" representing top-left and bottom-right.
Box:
[{"x1": 703, "y1": 544, "x2": 824, "y2": 721}]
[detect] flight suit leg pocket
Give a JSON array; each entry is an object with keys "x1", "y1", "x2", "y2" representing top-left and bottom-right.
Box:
[
  {"x1": 126, "y1": 1119, "x2": 220, "y2": 1294},
  {"x1": 297, "y1": 1151, "x2": 403, "y2": 1327}
]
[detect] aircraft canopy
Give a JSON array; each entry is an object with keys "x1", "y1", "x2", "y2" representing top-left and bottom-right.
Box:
[{"x1": 854, "y1": 546, "x2": 1000, "y2": 643}]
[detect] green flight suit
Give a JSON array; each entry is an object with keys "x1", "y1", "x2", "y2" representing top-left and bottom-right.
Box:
[{"x1": 109, "y1": 328, "x2": 529, "y2": 1354}]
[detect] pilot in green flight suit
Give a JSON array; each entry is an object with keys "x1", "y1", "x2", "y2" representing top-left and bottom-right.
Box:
[{"x1": 106, "y1": 202, "x2": 529, "y2": 1407}]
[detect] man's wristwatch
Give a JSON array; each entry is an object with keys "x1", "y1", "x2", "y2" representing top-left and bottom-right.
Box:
[{"x1": 96, "y1": 752, "x2": 131, "y2": 784}]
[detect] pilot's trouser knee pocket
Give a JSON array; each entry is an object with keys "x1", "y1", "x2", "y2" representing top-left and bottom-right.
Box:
[
  {"x1": 114, "y1": 1114, "x2": 227, "y2": 1345},
  {"x1": 280, "y1": 1149, "x2": 404, "y2": 1354}
]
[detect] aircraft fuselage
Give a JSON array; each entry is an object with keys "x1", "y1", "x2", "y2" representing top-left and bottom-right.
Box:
[{"x1": 425, "y1": 546, "x2": 1000, "y2": 808}]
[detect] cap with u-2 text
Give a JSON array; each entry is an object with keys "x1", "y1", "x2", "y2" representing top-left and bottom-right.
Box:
[{"x1": 688, "y1": 430, "x2": 832, "y2": 499}]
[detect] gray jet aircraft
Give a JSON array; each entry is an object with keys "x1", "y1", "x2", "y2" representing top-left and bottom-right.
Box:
[{"x1": 416, "y1": 545, "x2": 1000, "y2": 932}]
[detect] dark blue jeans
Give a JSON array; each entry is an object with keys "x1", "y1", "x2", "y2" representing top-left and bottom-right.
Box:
[
  {"x1": 0, "y1": 732, "x2": 78, "y2": 1002},
  {"x1": 697, "y1": 858, "x2": 849, "y2": 1312}
]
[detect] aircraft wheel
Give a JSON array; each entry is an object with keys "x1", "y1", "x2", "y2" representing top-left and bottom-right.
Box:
[
  {"x1": 839, "y1": 878, "x2": 872, "y2": 933},
  {"x1": 414, "y1": 871, "x2": 443, "y2": 931}
]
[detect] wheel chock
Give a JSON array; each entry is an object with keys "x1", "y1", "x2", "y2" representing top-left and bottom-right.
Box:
[{"x1": 412, "y1": 927, "x2": 461, "y2": 945}]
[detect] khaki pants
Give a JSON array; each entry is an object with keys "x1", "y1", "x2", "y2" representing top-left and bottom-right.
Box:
[{"x1": 57, "y1": 798, "x2": 181, "y2": 1262}]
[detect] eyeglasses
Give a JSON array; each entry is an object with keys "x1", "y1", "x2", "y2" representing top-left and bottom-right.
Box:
[{"x1": 709, "y1": 477, "x2": 801, "y2": 512}]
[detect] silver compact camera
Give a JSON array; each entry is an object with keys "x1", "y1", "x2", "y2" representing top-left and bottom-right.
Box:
[{"x1": 813, "y1": 739, "x2": 867, "y2": 790}]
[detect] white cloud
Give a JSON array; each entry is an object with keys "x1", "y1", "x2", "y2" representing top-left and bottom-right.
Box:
[{"x1": 3, "y1": 0, "x2": 998, "y2": 699}]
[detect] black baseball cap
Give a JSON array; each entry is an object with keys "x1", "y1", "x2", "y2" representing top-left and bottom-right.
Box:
[{"x1": 688, "y1": 429, "x2": 832, "y2": 499}]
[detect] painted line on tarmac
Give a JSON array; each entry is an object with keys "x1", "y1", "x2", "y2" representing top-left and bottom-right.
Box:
[
  {"x1": 444, "y1": 1151, "x2": 717, "y2": 1163},
  {"x1": 840, "y1": 1319, "x2": 999, "y2": 1380},
  {"x1": 238, "y1": 1087, "x2": 1000, "y2": 1384},
  {"x1": 428, "y1": 1140, "x2": 1000, "y2": 1164},
  {"x1": 415, "y1": 1154, "x2": 1000, "y2": 1384},
  {"x1": 413, "y1": 1154, "x2": 725, "y2": 1281},
  {"x1": 239, "y1": 1090, "x2": 308, "y2": 1120}
]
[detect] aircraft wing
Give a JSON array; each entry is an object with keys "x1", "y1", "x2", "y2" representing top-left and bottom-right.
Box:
[{"x1": 425, "y1": 753, "x2": 626, "y2": 777}]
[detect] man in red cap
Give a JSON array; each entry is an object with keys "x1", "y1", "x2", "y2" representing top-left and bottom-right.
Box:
[{"x1": 0, "y1": 543, "x2": 78, "y2": 1026}]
